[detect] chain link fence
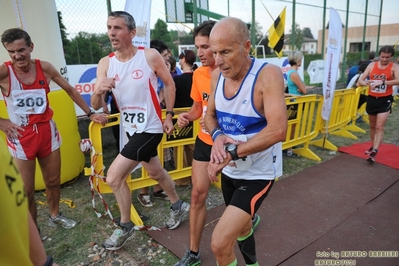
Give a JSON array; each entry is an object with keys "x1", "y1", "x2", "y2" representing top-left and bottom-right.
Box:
[
  {"x1": 55, "y1": 0, "x2": 394, "y2": 64},
  {"x1": 55, "y1": 0, "x2": 123, "y2": 65}
]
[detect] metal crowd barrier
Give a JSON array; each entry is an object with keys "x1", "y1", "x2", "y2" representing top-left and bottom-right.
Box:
[
  {"x1": 346, "y1": 86, "x2": 368, "y2": 134},
  {"x1": 85, "y1": 89, "x2": 372, "y2": 225},
  {"x1": 84, "y1": 108, "x2": 204, "y2": 225},
  {"x1": 310, "y1": 88, "x2": 363, "y2": 151},
  {"x1": 284, "y1": 94, "x2": 324, "y2": 161}
]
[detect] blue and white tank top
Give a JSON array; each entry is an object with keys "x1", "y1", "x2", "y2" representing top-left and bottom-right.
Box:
[{"x1": 214, "y1": 58, "x2": 283, "y2": 180}]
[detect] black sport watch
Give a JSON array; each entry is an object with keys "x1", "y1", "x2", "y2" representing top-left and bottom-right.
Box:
[
  {"x1": 87, "y1": 110, "x2": 94, "y2": 118},
  {"x1": 226, "y1": 144, "x2": 239, "y2": 161},
  {"x1": 166, "y1": 110, "x2": 175, "y2": 117}
]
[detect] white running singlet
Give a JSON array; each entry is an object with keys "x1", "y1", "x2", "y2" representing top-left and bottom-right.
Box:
[{"x1": 107, "y1": 47, "x2": 163, "y2": 135}]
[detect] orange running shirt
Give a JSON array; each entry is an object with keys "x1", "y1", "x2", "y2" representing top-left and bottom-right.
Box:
[
  {"x1": 368, "y1": 62, "x2": 394, "y2": 97},
  {"x1": 190, "y1": 66, "x2": 213, "y2": 145}
]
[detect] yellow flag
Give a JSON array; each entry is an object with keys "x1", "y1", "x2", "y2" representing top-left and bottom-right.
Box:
[{"x1": 268, "y1": 7, "x2": 286, "y2": 58}]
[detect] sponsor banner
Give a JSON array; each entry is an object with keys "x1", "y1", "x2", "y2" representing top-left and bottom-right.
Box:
[
  {"x1": 68, "y1": 64, "x2": 98, "y2": 116},
  {"x1": 321, "y1": 8, "x2": 343, "y2": 121},
  {"x1": 124, "y1": 0, "x2": 151, "y2": 48}
]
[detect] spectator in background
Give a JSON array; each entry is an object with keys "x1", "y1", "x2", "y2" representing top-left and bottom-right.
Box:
[
  {"x1": 174, "y1": 50, "x2": 197, "y2": 108},
  {"x1": 151, "y1": 40, "x2": 170, "y2": 107},
  {"x1": 173, "y1": 49, "x2": 197, "y2": 187},
  {"x1": 285, "y1": 50, "x2": 307, "y2": 156},
  {"x1": 348, "y1": 62, "x2": 370, "y2": 89},
  {"x1": 345, "y1": 61, "x2": 371, "y2": 124},
  {"x1": 286, "y1": 50, "x2": 307, "y2": 96},
  {"x1": 347, "y1": 59, "x2": 367, "y2": 87},
  {"x1": 367, "y1": 51, "x2": 376, "y2": 63},
  {"x1": 168, "y1": 56, "x2": 182, "y2": 78}
]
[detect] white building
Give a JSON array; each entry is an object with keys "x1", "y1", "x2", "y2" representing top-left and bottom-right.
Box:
[
  {"x1": 317, "y1": 23, "x2": 399, "y2": 54},
  {"x1": 282, "y1": 35, "x2": 318, "y2": 54}
]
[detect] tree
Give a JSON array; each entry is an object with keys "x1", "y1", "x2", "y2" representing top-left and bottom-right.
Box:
[
  {"x1": 179, "y1": 30, "x2": 195, "y2": 45},
  {"x1": 57, "y1": 11, "x2": 69, "y2": 46},
  {"x1": 289, "y1": 23, "x2": 304, "y2": 50},
  {"x1": 151, "y1": 19, "x2": 171, "y2": 43},
  {"x1": 250, "y1": 21, "x2": 272, "y2": 57},
  {"x1": 303, "y1": 27, "x2": 314, "y2": 39},
  {"x1": 64, "y1": 32, "x2": 106, "y2": 64},
  {"x1": 253, "y1": 21, "x2": 264, "y2": 45},
  {"x1": 57, "y1": 11, "x2": 70, "y2": 59},
  {"x1": 95, "y1": 33, "x2": 113, "y2": 55},
  {"x1": 150, "y1": 19, "x2": 179, "y2": 55}
]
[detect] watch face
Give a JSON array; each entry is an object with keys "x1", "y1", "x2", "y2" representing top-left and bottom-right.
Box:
[{"x1": 227, "y1": 144, "x2": 236, "y2": 151}]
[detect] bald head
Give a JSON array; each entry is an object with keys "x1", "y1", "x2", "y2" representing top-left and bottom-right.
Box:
[
  {"x1": 209, "y1": 17, "x2": 252, "y2": 80},
  {"x1": 211, "y1": 17, "x2": 250, "y2": 45}
]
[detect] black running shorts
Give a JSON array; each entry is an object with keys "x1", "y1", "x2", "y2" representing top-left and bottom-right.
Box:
[
  {"x1": 120, "y1": 132, "x2": 163, "y2": 162},
  {"x1": 193, "y1": 136, "x2": 212, "y2": 162},
  {"x1": 221, "y1": 173, "x2": 274, "y2": 217},
  {"x1": 366, "y1": 95, "x2": 393, "y2": 115}
]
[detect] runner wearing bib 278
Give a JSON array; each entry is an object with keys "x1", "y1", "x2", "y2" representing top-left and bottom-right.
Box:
[{"x1": 91, "y1": 11, "x2": 190, "y2": 251}]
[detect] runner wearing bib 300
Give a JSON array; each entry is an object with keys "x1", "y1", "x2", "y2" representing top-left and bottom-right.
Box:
[{"x1": 2, "y1": 60, "x2": 61, "y2": 160}]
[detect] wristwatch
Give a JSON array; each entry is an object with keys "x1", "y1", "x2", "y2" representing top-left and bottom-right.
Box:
[
  {"x1": 87, "y1": 110, "x2": 95, "y2": 118},
  {"x1": 166, "y1": 110, "x2": 175, "y2": 117},
  {"x1": 226, "y1": 144, "x2": 239, "y2": 160}
]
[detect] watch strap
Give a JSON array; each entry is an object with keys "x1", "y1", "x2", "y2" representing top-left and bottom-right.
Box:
[
  {"x1": 87, "y1": 110, "x2": 94, "y2": 118},
  {"x1": 227, "y1": 145, "x2": 239, "y2": 160},
  {"x1": 166, "y1": 110, "x2": 175, "y2": 117}
]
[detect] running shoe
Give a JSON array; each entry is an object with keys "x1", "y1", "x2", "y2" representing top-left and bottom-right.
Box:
[
  {"x1": 102, "y1": 226, "x2": 135, "y2": 250},
  {"x1": 174, "y1": 250, "x2": 201, "y2": 266},
  {"x1": 48, "y1": 212, "x2": 77, "y2": 229},
  {"x1": 365, "y1": 146, "x2": 374, "y2": 155},
  {"x1": 166, "y1": 201, "x2": 190, "y2": 230},
  {"x1": 137, "y1": 194, "x2": 153, "y2": 207},
  {"x1": 152, "y1": 190, "x2": 169, "y2": 200},
  {"x1": 366, "y1": 149, "x2": 377, "y2": 163}
]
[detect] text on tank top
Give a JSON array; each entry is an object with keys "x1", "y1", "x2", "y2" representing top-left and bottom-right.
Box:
[
  {"x1": 3, "y1": 60, "x2": 52, "y2": 126},
  {"x1": 107, "y1": 47, "x2": 163, "y2": 135}
]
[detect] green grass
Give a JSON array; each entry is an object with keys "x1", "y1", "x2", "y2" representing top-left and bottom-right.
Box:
[{"x1": 37, "y1": 104, "x2": 399, "y2": 265}]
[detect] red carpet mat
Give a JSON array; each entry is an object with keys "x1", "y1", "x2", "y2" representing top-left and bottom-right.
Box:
[
  {"x1": 147, "y1": 154, "x2": 399, "y2": 265},
  {"x1": 338, "y1": 142, "x2": 399, "y2": 170}
]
